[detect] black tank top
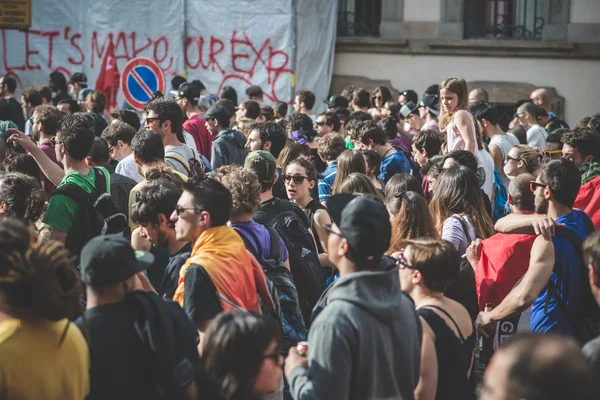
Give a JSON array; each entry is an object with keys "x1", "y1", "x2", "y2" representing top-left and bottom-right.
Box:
[
  {"x1": 303, "y1": 198, "x2": 328, "y2": 254},
  {"x1": 417, "y1": 305, "x2": 475, "y2": 400}
]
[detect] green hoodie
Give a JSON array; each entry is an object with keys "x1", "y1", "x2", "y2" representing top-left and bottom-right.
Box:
[{"x1": 43, "y1": 167, "x2": 110, "y2": 247}]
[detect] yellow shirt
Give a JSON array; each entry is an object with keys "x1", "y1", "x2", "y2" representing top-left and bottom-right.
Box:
[
  {"x1": 0, "y1": 318, "x2": 90, "y2": 400},
  {"x1": 128, "y1": 170, "x2": 188, "y2": 231}
]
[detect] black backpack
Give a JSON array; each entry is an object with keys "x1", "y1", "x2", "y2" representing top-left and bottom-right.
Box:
[
  {"x1": 254, "y1": 198, "x2": 327, "y2": 325},
  {"x1": 549, "y1": 220, "x2": 600, "y2": 344},
  {"x1": 53, "y1": 167, "x2": 129, "y2": 256},
  {"x1": 128, "y1": 291, "x2": 198, "y2": 399},
  {"x1": 240, "y1": 226, "x2": 308, "y2": 351},
  {"x1": 444, "y1": 215, "x2": 479, "y2": 323}
]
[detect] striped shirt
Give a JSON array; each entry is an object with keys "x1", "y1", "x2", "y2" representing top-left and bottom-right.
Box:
[{"x1": 318, "y1": 161, "x2": 337, "y2": 202}]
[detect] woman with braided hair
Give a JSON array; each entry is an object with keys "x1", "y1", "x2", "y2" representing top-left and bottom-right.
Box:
[{"x1": 0, "y1": 218, "x2": 89, "y2": 399}]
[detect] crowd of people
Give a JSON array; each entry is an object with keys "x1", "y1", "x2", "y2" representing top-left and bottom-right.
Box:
[{"x1": 0, "y1": 69, "x2": 600, "y2": 400}]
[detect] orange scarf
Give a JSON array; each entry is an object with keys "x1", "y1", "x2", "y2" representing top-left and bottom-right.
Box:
[{"x1": 173, "y1": 225, "x2": 273, "y2": 312}]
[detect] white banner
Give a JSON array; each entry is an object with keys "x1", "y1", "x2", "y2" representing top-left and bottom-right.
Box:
[{"x1": 0, "y1": 0, "x2": 336, "y2": 111}]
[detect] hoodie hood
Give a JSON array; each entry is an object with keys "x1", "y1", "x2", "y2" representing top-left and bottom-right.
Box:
[
  {"x1": 327, "y1": 263, "x2": 403, "y2": 324},
  {"x1": 217, "y1": 129, "x2": 246, "y2": 150}
]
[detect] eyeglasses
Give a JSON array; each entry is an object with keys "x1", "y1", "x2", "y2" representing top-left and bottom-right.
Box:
[
  {"x1": 174, "y1": 205, "x2": 202, "y2": 216},
  {"x1": 541, "y1": 149, "x2": 562, "y2": 158},
  {"x1": 505, "y1": 155, "x2": 520, "y2": 163},
  {"x1": 108, "y1": 145, "x2": 114, "y2": 154},
  {"x1": 529, "y1": 181, "x2": 548, "y2": 193},
  {"x1": 283, "y1": 175, "x2": 310, "y2": 184},
  {"x1": 396, "y1": 251, "x2": 416, "y2": 270},
  {"x1": 50, "y1": 136, "x2": 59, "y2": 147},
  {"x1": 315, "y1": 120, "x2": 326, "y2": 126},
  {"x1": 513, "y1": 112, "x2": 526, "y2": 118}
]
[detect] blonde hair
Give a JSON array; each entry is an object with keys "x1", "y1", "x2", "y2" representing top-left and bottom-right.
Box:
[
  {"x1": 439, "y1": 77, "x2": 469, "y2": 131},
  {"x1": 236, "y1": 118, "x2": 256, "y2": 138},
  {"x1": 513, "y1": 145, "x2": 540, "y2": 174}
]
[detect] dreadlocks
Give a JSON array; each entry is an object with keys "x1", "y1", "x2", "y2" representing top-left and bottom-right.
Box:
[{"x1": 0, "y1": 219, "x2": 83, "y2": 326}]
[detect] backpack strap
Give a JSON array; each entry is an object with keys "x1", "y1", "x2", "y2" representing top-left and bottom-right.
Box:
[
  {"x1": 265, "y1": 226, "x2": 282, "y2": 262},
  {"x1": 93, "y1": 167, "x2": 107, "y2": 192},
  {"x1": 165, "y1": 151, "x2": 191, "y2": 175},
  {"x1": 451, "y1": 214, "x2": 472, "y2": 243},
  {"x1": 54, "y1": 183, "x2": 90, "y2": 203}
]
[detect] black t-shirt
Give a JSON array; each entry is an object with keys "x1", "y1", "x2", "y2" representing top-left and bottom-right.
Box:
[
  {"x1": 0, "y1": 97, "x2": 25, "y2": 131},
  {"x1": 183, "y1": 264, "x2": 222, "y2": 324},
  {"x1": 74, "y1": 294, "x2": 200, "y2": 400},
  {"x1": 546, "y1": 115, "x2": 569, "y2": 133},
  {"x1": 162, "y1": 242, "x2": 192, "y2": 300},
  {"x1": 148, "y1": 246, "x2": 171, "y2": 293}
]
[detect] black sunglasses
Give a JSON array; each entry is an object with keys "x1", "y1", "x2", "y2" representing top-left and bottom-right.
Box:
[
  {"x1": 322, "y1": 224, "x2": 345, "y2": 238},
  {"x1": 396, "y1": 251, "x2": 416, "y2": 270},
  {"x1": 174, "y1": 205, "x2": 202, "y2": 216},
  {"x1": 315, "y1": 120, "x2": 327, "y2": 126},
  {"x1": 50, "y1": 136, "x2": 59, "y2": 147},
  {"x1": 283, "y1": 175, "x2": 310, "y2": 184}
]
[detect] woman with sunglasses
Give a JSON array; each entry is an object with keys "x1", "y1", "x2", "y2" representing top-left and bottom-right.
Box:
[
  {"x1": 398, "y1": 239, "x2": 474, "y2": 400},
  {"x1": 284, "y1": 156, "x2": 331, "y2": 256},
  {"x1": 503, "y1": 144, "x2": 540, "y2": 181},
  {"x1": 387, "y1": 191, "x2": 438, "y2": 254},
  {"x1": 199, "y1": 312, "x2": 284, "y2": 400},
  {"x1": 368, "y1": 86, "x2": 392, "y2": 117}
]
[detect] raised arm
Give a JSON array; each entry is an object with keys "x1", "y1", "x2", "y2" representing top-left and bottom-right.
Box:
[{"x1": 8, "y1": 129, "x2": 65, "y2": 185}]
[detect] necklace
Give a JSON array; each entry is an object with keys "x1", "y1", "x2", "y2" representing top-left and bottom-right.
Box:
[{"x1": 382, "y1": 147, "x2": 394, "y2": 158}]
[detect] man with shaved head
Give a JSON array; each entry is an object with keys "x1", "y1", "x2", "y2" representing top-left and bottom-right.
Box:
[
  {"x1": 479, "y1": 334, "x2": 594, "y2": 400},
  {"x1": 468, "y1": 88, "x2": 488, "y2": 104},
  {"x1": 530, "y1": 88, "x2": 569, "y2": 132},
  {"x1": 516, "y1": 102, "x2": 547, "y2": 149}
]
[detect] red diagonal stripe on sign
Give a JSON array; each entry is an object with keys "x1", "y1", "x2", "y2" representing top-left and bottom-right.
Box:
[{"x1": 130, "y1": 68, "x2": 154, "y2": 99}]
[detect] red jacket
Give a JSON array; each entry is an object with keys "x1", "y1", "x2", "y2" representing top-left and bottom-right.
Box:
[
  {"x1": 475, "y1": 233, "x2": 536, "y2": 310},
  {"x1": 574, "y1": 175, "x2": 600, "y2": 230}
]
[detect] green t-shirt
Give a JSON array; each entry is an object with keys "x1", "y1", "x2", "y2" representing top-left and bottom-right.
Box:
[
  {"x1": 345, "y1": 135, "x2": 355, "y2": 149},
  {"x1": 43, "y1": 167, "x2": 110, "y2": 239}
]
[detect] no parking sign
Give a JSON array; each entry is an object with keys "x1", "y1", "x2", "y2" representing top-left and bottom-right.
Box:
[{"x1": 120, "y1": 58, "x2": 165, "y2": 111}]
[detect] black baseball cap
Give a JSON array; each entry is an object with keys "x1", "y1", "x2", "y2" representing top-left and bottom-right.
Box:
[
  {"x1": 198, "y1": 104, "x2": 231, "y2": 121},
  {"x1": 400, "y1": 102, "x2": 419, "y2": 119},
  {"x1": 421, "y1": 94, "x2": 440, "y2": 116},
  {"x1": 170, "y1": 82, "x2": 201, "y2": 103},
  {"x1": 324, "y1": 194, "x2": 391, "y2": 261},
  {"x1": 80, "y1": 235, "x2": 154, "y2": 287},
  {"x1": 69, "y1": 72, "x2": 87, "y2": 86},
  {"x1": 324, "y1": 95, "x2": 349, "y2": 109}
]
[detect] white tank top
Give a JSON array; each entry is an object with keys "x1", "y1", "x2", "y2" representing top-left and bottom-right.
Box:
[{"x1": 446, "y1": 112, "x2": 483, "y2": 170}]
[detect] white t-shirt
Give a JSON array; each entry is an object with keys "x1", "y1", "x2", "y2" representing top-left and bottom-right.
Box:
[
  {"x1": 490, "y1": 133, "x2": 520, "y2": 160},
  {"x1": 479, "y1": 148, "x2": 495, "y2": 201},
  {"x1": 115, "y1": 153, "x2": 144, "y2": 183},
  {"x1": 526, "y1": 125, "x2": 548, "y2": 150},
  {"x1": 442, "y1": 214, "x2": 477, "y2": 256},
  {"x1": 164, "y1": 144, "x2": 199, "y2": 177},
  {"x1": 182, "y1": 131, "x2": 198, "y2": 152}
]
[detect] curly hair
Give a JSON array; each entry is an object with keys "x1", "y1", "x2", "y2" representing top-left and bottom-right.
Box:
[
  {"x1": 211, "y1": 165, "x2": 262, "y2": 217},
  {"x1": 317, "y1": 133, "x2": 346, "y2": 162},
  {"x1": 0, "y1": 219, "x2": 83, "y2": 337},
  {"x1": 561, "y1": 127, "x2": 600, "y2": 163},
  {"x1": 351, "y1": 120, "x2": 387, "y2": 146},
  {"x1": 0, "y1": 173, "x2": 46, "y2": 223},
  {"x1": 33, "y1": 104, "x2": 64, "y2": 136},
  {"x1": 4, "y1": 153, "x2": 42, "y2": 186},
  {"x1": 144, "y1": 164, "x2": 186, "y2": 188}
]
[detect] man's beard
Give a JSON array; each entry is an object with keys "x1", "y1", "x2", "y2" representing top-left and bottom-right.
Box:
[{"x1": 534, "y1": 192, "x2": 549, "y2": 214}]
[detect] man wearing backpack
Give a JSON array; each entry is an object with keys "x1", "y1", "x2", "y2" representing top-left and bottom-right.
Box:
[
  {"x1": 477, "y1": 159, "x2": 596, "y2": 340},
  {"x1": 284, "y1": 194, "x2": 422, "y2": 399},
  {"x1": 170, "y1": 176, "x2": 273, "y2": 352},
  {"x1": 39, "y1": 113, "x2": 113, "y2": 256},
  {"x1": 75, "y1": 235, "x2": 200, "y2": 400},
  {"x1": 245, "y1": 151, "x2": 327, "y2": 324},
  {"x1": 145, "y1": 98, "x2": 203, "y2": 177}
]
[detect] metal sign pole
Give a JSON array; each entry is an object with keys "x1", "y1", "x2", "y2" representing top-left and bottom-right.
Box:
[{"x1": 290, "y1": 0, "x2": 297, "y2": 105}]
